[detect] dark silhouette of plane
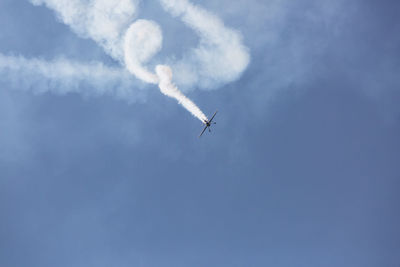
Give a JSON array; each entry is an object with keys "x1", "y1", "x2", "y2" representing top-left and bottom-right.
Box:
[{"x1": 199, "y1": 110, "x2": 217, "y2": 137}]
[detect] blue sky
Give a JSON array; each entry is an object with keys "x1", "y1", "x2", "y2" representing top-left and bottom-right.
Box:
[{"x1": 1, "y1": 0, "x2": 399, "y2": 267}]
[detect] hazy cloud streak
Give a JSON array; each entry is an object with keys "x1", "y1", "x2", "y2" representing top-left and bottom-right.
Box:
[{"x1": 0, "y1": 54, "x2": 142, "y2": 102}]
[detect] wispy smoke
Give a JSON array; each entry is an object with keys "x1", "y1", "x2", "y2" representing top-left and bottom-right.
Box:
[
  {"x1": 19, "y1": 0, "x2": 250, "y2": 122},
  {"x1": 0, "y1": 54, "x2": 142, "y2": 102},
  {"x1": 30, "y1": 0, "x2": 139, "y2": 61},
  {"x1": 159, "y1": 0, "x2": 250, "y2": 89}
]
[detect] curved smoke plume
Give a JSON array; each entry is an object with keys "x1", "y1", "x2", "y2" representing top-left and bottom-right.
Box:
[{"x1": 23, "y1": 0, "x2": 250, "y2": 122}]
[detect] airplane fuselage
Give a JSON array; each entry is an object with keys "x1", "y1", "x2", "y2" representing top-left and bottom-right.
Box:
[{"x1": 199, "y1": 110, "x2": 218, "y2": 137}]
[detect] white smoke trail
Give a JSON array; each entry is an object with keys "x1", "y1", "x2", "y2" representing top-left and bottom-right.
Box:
[
  {"x1": 159, "y1": 0, "x2": 250, "y2": 89},
  {"x1": 156, "y1": 65, "x2": 207, "y2": 122},
  {"x1": 30, "y1": 0, "x2": 139, "y2": 61},
  {"x1": 122, "y1": 19, "x2": 208, "y2": 122},
  {"x1": 26, "y1": 0, "x2": 250, "y2": 122},
  {"x1": 0, "y1": 54, "x2": 142, "y2": 102},
  {"x1": 123, "y1": 20, "x2": 162, "y2": 85},
  {"x1": 121, "y1": 0, "x2": 249, "y2": 121}
]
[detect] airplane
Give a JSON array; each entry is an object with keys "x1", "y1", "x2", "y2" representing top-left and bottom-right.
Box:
[{"x1": 198, "y1": 110, "x2": 218, "y2": 138}]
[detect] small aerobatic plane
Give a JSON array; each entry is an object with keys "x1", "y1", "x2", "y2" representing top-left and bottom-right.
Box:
[{"x1": 199, "y1": 110, "x2": 218, "y2": 138}]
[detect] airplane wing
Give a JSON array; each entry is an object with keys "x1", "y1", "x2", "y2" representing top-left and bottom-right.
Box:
[
  {"x1": 209, "y1": 110, "x2": 218, "y2": 123},
  {"x1": 198, "y1": 125, "x2": 208, "y2": 138}
]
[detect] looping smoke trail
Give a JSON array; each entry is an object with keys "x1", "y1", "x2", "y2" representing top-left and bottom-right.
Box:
[
  {"x1": 123, "y1": 19, "x2": 208, "y2": 122},
  {"x1": 159, "y1": 0, "x2": 250, "y2": 89},
  {"x1": 123, "y1": 20, "x2": 161, "y2": 85},
  {"x1": 25, "y1": 0, "x2": 250, "y2": 122},
  {"x1": 122, "y1": 0, "x2": 249, "y2": 121}
]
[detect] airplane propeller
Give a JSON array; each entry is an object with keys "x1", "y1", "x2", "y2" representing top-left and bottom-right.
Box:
[{"x1": 198, "y1": 110, "x2": 217, "y2": 138}]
